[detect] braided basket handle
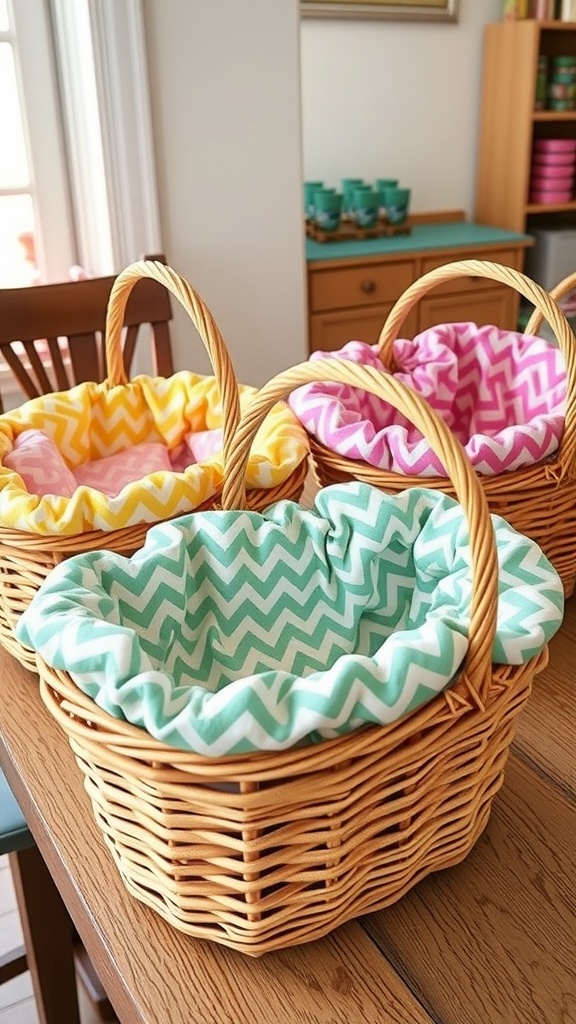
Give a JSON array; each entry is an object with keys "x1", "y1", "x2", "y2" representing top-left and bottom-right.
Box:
[
  {"x1": 105, "y1": 260, "x2": 241, "y2": 468},
  {"x1": 377, "y1": 259, "x2": 576, "y2": 478},
  {"x1": 524, "y1": 270, "x2": 576, "y2": 337},
  {"x1": 222, "y1": 359, "x2": 498, "y2": 704}
]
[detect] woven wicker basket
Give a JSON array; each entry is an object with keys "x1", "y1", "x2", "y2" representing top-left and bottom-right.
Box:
[
  {"x1": 309, "y1": 260, "x2": 576, "y2": 596},
  {"x1": 524, "y1": 269, "x2": 576, "y2": 337},
  {"x1": 37, "y1": 358, "x2": 547, "y2": 957},
  {"x1": 0, "y1": 261, "x2": 307, "y2": 671}
]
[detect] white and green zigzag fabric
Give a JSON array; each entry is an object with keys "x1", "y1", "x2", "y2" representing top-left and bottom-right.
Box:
[{"x1": 17, "y1": 482, "x2": 564, "y2": 756}]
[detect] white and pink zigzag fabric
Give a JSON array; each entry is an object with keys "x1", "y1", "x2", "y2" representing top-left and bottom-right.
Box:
[
  {"x1": 289, "y1": 324, "x2": 567, "y2": 476},
  {"x1": 4, "y1": 429, "x2": 224, "y2": 500}
]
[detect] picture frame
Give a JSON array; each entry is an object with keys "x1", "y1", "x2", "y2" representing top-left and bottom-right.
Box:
[{"x1": 301, "y1": 0, "x2": 458, "y2": 21}]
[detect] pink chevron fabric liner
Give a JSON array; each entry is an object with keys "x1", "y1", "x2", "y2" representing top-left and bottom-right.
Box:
[
  {"x1": 289, "y1": 324, "x2": 567, "y2": 476},
  {"x1": 169, "y1": 429, "x2": 223, "y2": 473},
  {"x1": 5, "y1": 429, "x2": 225, "y2": 499},
  {"x1": 73, "y1": 442, "x2": 173, "y2": 496},
  {"x1": 4, "y1": 430, "x2": 78, "y2": 498}
]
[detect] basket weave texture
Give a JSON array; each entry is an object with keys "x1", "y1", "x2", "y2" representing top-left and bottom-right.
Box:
[
  {"x1": 0, "y1": 261, "x2": 308, "y2": 671},
  {"x1": 308, "y1": 260, "x2": 576, "y2": 597},
  {"x1": 37, "y1": 359, "x2": 548, "y2": 956},
  {"x1": 525, "y1": 268, "x2": 576, "y2": 336}
]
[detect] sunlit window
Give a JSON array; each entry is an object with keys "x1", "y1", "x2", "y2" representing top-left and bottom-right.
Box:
[{"x1": 0, "y1": 21, "x2": 39, "y2": 286}]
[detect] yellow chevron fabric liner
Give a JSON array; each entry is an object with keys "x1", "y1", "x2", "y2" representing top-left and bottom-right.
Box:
[{"x1": 0, "y1": 371, "x2": 309, "y2": 535}]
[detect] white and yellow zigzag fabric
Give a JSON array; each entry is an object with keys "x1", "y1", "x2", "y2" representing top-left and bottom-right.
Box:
[
  {"x1": 0, "y1": 371, "x2": 309, "y2": 535},
  {"x1": 17, "y1": 482, "x2": 564, "y2": 756}
]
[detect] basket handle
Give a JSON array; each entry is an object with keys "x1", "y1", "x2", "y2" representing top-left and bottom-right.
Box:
[
  {"x1": 377, "y1": 260, "x2": 576, "y2": 478},
  {"x1": 524, "y1": 270, "x2": 576, "y2": 336},
  {"x1": 222, "y1": 358, "x2": 498, "y2": 705},
  {"x1": 105, "y1": 260, "x2": 241, "y2": 468}
]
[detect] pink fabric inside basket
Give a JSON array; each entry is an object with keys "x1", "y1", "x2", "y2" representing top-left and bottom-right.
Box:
[
  {"x1": 4, "y1": 430, "x2": 77, "y2": 498},
  {"x1": 289, "y1": 324, "x2": 567, "y2": 476},
  {"x1": 74, "y1": 442, "x2": 173, "y2": 496},
  {"x1": 4, "y1": 429, "x2": 224, "y2": 500},
  {"x1": 169, "y1": 429, "x2": 223, "y2": 473}
]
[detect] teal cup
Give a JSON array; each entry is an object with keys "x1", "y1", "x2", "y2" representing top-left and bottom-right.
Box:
[
  {"x1": 380, "y1": 186, "x2": 411, "y2": 225},
  {"x1": 342, "y1": 178, "x2": 365, "y2": 214},
  {"x1": 313, "y1": 190, "x2": 343, "y2": 232},
  {"x1": 351, "y1": 187, "x2": 379, "y2": 228},
  {"x1": 376, "y1": 179, "x2": 399, "y2": 214},
  {"x1": 304, "y1": 180, "x2": 324, "y2": 218},
  {"x1": 376, "y1": 178, "x2": 399, "y2": 192}
]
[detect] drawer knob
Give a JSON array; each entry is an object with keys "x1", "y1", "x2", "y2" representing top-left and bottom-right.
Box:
[{"x1": 361, "y1": 279, "x2": 376, "y2": 294}]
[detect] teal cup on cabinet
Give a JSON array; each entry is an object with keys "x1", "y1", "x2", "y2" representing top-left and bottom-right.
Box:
[
  {"x1": 376, "y1": 179, "x2": 399, "y2": 215},
  {"x1": 304, "y1": 180, "x2": 324, "y2": 218},
  {"x1": 313, "y1": 190, "x2": 343, "y2": 232},
  {"x1": 380, "y1": 186, "x2": 411, "y2": 225},
  {"x1": 351, "y1": 187, "x2": 379, "y2": 228},
  {"x1": 342, "y1": 178, "x2": 364, "y2": 213},
  {"x1": 376, "y1": 178, "x2": 399, "y2": 192}
]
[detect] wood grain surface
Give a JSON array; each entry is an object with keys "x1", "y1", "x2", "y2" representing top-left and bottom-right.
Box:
[
  {"x1": 514, "y1": 597, "x2": 576, "y2": 794},
  {"x1": 0, "y1": 467, "x2": 574, "y2": 1023},
  {"x1": 363, "y1": 754, "x2": 576, "y2": 1024},
  {"x1": 0, "y1": 650, "x2": 434, "y2": 1024}
]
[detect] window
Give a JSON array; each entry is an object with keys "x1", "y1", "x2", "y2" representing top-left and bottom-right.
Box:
[
  {"x1": 0, "y1": 20, "x2": 37, "y2": 285},
  {"x1": 0, "y1": 0, "x2": 161, "y2": 406},
  {"x1": 0, "y1": 0, "x2": 77, "y2": 286}
]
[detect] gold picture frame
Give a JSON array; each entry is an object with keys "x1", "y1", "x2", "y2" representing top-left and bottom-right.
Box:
[{"x1": 301, "y1": 0, "x2": 458, "y2": 20}]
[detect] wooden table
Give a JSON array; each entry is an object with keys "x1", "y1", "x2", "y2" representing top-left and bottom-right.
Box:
[{"x1": 0, "y1": 591, "x2": 575, "y2": 1023}]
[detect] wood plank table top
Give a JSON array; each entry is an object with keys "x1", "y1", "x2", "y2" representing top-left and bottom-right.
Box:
[{"x1": 0, "y1": 543, "x2": 575, "y2": 1023}]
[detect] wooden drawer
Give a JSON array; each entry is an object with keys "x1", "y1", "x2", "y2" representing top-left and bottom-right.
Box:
[
  {"x1": 309, "y1": 304, "x2": 419, "y2": 354},
  {"x1": 417, "y1": 287, "x2": 519, "y2": 334},
  {"x1": 419, "y1": 248, "x2": 520, "y2": 296},
  {"x1": 309, "y1": 259, "x2": 415, "y2": 313}
]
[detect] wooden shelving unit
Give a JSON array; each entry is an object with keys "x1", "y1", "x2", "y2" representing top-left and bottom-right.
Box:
[{"x1": 475, "y1": 19, "x2": 576, "y2": 234}]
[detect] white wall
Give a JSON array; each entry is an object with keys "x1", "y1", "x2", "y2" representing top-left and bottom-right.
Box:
[
  {"x1": 300, "y1": 0, "x2": 502, "y2": 217},
  {"x1": 142, "y1": 0, "x2": 503, "y2": 385},
  {"x1": 142, "y1": 0, "x2": 307, "y2": 386}
]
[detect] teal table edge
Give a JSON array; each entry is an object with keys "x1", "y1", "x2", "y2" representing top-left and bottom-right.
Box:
[{"x1": 305, "y1": 222, "x2": 533, "y2": 262}]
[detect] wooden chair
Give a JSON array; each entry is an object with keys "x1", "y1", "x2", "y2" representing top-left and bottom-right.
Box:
[
  {"x1": 0, "y1": 768, "x2": 86, "y2": 1023},
  {"x1": 0, "y1": 253, "x2": 173, "y2": 411},
  {"x1": 0, "y1": 255, "x2": 175, "y2": 1021}
]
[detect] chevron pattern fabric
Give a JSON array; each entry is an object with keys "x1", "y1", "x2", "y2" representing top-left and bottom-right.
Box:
[
  {"x1": 16, "y1": 482, "x2": 564, "y2": 756},
  {"x1": 3, "y1": 429, "x2": 78, "y2": 498},
  {"x1": 72, "y1": 441, "x2": 173, "y2": 496},
  {"x1": 289, "y1": 326, "x2": 566, "y2": 476},
  {"x1": 0, "y1": 371, "x2": 308, "y2": 535}
]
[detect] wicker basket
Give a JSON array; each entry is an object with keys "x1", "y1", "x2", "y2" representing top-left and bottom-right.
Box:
[
  {"x1": 524, "y1": 269, "x2": 576, "y2": 337},
  {"x1": 309, "y1": 260, "x2": 576, "y2": 597},
  {"x1": 37, "y1": 358, "x2": 547, "y2": 957},
  {"x1": 0, "y1": 261, "x2": 307, "y2": 671}
]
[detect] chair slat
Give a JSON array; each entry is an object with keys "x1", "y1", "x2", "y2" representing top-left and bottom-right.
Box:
[
  {"x1": 67, "y1": 333, "x2": 101, "y2": 384},
  {"x1": 45, "y1": 337, "x2": 73, "y2": 392},
  {"x1": 1, "y1": 344, "x2": 41, "y2": 399},
  {"x1": 0, "y1": 254, "x2": 173, "y2": 403},
  {"x1": 23, "y1": 341, "x2": 56, "y2": 396},
  {"x1": 0, "y1": 945, "x2": 27, "y2": 983}
]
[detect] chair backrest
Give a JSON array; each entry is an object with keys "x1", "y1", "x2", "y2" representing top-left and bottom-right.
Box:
[{"x1": 0, "y1": 253, "x2": 174, "y2": 413}]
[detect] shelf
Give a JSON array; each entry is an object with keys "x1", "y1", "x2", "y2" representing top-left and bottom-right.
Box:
[
  {"x1": 533, "y1": 110, "x2": 576, "y2": 121},
  {"x1": 537, "y1": 19, "x2": 576, "y2": 29},
  {"x1": 525, "y1": 199, "x2": 576, "y2": 213},
  {"x1": 475, "y1": 20, "x2": 576, "y2": 232}
]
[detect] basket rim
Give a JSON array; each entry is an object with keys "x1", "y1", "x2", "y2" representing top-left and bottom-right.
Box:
[
  {"x1": 38, "y1": 646, "x2": 547, "y2": 778},
  {"x1": 0, "y1": 460, "x2": 308, "y2": 553},
  {"x1": 376, "y1": 259, "x2": 576, "y2": 479}
]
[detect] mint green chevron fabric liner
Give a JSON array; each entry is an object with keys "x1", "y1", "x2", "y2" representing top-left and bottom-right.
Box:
[{"x1": 17, "y1": 482, "x2": 563, "y2": 756}]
